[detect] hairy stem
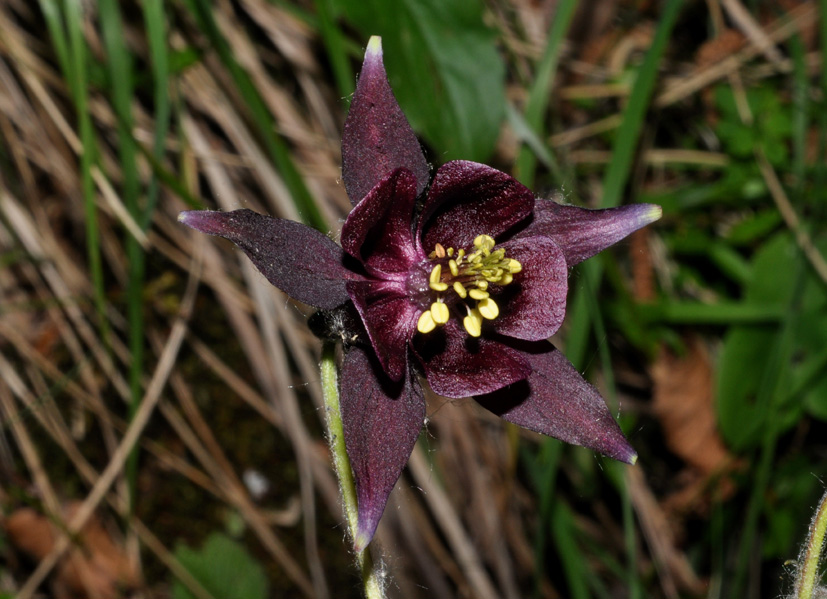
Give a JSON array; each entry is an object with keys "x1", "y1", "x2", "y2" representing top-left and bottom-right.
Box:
[
  {"x1": 795, "y1": 488, "x2": 827, "y2": 599},
  {"x1": 320, "y1": 343, "x2": 384, "y2": 599}
]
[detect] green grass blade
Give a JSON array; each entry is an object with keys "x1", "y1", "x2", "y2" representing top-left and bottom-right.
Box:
[
  {"x1": 732, "y1": 256, "x2": 808, "y2": 596},
  {"x1": 141, "y1": 0, "x2": 172, "y2": 229},
  {"x1": 565, "y1": 0, "x2": 685, "y2": 370},
  {"x1": 789, "y1": 35, "x2": 808, "y2": 192},
  {"x1": 637, "y1": 301, "x2": 783, "y2": 325},
  {"x1": 314, "y1": 0, "x2": 354, "y2": 99},
  {"x1": 585, "y1": 277, "x2": 642, "y2": 599},
  {"x1": 507, "y1": 103, "x2": 562, "y2": 183},
  {"x1": 183, "y1": 0, "x2": 326, "y2": 231},
  {"x1": 814, "y1": 0, "x2": 827, "y2": 219},
  {"x1": 600, "y1": 0, "x2": 685, "y2": 210},
  {"x1": 514, "y1": 0, "x2": 578, "y2": 187},
  {"x1": 37, "y1": 0, "x2": 71, "y2": 93},
  {"x1": 100, "y1": 0, "x2": 144, "y2": 508},
  {"x1": 526, "y1": 441, "x2": 562, "y2": 599},
  {"x1": 64, "y1": 0, "x2": 110, "y2": 345}
]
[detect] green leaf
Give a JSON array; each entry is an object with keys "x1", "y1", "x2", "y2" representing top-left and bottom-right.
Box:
[
  {"x1": 714, "y1": 84, "x2": 792, "y2": 166},
  {"x1": 725, "y1": 209, "x2": 782, "y2": 246},
  {"x1": 173, "y1": 533, "x2": 269, "y2": 599},
  {"x1": 717, "y1": 233, "x2": 827, "y2": 450},
  {"x1": 334, "y1": 0, "x2": 505, "y2": 161}
]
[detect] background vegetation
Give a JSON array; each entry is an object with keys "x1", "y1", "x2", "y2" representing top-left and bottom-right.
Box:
[{"x1": 0, "y1": 0, "x2": 826, "y2": 597}]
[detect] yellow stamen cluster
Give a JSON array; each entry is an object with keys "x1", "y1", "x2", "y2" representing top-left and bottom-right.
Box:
[{"x1": 416, "y1": 234, "x2": 522, "y2": 338}]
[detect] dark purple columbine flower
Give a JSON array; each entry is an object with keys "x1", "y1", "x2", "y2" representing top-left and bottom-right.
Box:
[{"x1": 179, "y1": 36, "x2": 661, "y2": 551}]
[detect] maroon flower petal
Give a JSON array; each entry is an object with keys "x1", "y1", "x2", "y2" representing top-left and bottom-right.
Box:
[
  {"x1": 413, "y1": 320, "x2": 531, "y2": 398},
  {"x1": 516, "y1": 200, "x2": 662, "y2": 267},
  {"x1": 342, "y1": 37, "x2": 430, "y2": 206},
  {"x1": 340, "y1": 347, "x2": 425, "y2": 551},
  {"x1": 494, "y1": 237, "x2": 568, "y2": 341},
  {"x1": 340, "y1": 169, "x2": 422, "y2": 277},
  {"x1": 179, "y1": 209, "x2": 362, "y2": 309},
  {"x1": 347, "y1": 280, "x2": 419, "y2": 382},
  {"x1": 475, "y1": 342, "x2": 637, "y2": 463},
  {"x1": 419, "y1": 161, "x2": 534, "y2": 252}
]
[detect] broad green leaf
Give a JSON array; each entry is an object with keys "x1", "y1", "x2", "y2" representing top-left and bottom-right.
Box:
[
  {"x1": 715, "y1": 85, "x2": 792, "y2": 166},
  {"x1": 724, "y1": 209, "x2": 783, "y2": 246},
  {"x1": 173, "y1": 533, "x2": 268, "y2": 599},
  {"x1": 717, "y1": 233, "x2": 827, "y2": 450},
  {"x1": 334, "y1": 0, "x2": 505, "y2": 161}
]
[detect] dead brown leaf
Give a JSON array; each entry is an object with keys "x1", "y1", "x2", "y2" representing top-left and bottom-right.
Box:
[
  {"x1": 5, "y1": 503, "x2": 139, "y2": 599},
  {"x1": 651, "y1": 337, "x2": 740, "y2": 512},
  {"x1": 652, "y1": 337, "x2": 730, "y2": 473},
  {"x1": 695, "y1": 28, "x2": 747, "y2": 68}
]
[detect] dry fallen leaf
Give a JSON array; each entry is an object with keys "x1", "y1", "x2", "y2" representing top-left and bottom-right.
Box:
[
  {"x1": 4, "y1": 503, "x2": 139, "y2": 599},
  {"x1": 652, "y1": 337, "x2": 739, "y2": 511}
]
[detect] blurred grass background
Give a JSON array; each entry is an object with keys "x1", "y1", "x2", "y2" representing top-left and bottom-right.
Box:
[{"x1": 0, "y1": 0, "x2": 826, "y2": 597}]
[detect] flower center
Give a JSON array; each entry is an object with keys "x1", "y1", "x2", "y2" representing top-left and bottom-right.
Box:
[{"x1": 416, "y1": 234, "x2": 522, "y2": 338}]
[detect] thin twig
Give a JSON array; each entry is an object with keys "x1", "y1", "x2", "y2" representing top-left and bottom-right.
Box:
[{"x1": 755, "y1": 149, "x2": 827, "y2": 285}]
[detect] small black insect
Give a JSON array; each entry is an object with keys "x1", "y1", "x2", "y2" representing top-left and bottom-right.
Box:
[{"x1": 308, "y1": 304, "x2": 368, "y2": 350}]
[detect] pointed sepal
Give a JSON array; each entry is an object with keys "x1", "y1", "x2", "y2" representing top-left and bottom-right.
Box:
[
  {"x1": 475, "y1": 342, "x2": 637, "y2": 463},
  {"x1": 342, "y1": 36, "x2": 430, "y2": 205},
  {"x1": 518, "y1": 200, "x2": 662, "y2": 267},
  {"x1": 339, "y1": 346, "x2": 425, "y2": 551},
  {"x1": 178, "y1": 209, "x2": 363, "y2": 309}
]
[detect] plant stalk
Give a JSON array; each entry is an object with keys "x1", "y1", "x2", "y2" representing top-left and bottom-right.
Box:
[
  {"x1": 320, "y1": 342, "x2": 384, "y2": 599},
  {"x1": 795, "y1": 488, "x2": 827, "y2": 599}
]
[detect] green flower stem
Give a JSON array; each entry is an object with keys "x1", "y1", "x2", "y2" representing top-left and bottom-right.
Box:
[
  {"x1": 320, "y1": 342, "x2": 384, "y2": 599},
  {"x1": 795, "y1": 488, "x2": 827, "y2": 599}
]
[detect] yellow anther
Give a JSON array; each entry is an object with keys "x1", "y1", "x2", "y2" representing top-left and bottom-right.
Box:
[
  {"x1": 477, "y1": 297, "x2": 499, "y2": 320},
  {"x1": 473, "y1": 234, "x2": 495, "y2": 251},
  {"x1": 430, "y1": 301, "x2": 450, "y2": 324},
  {"x1": 429, "y1": 264, "x2": 442, "y2": 285},
  {"x1": 463, "y1": 309, "x2": 483, "y2": 337},
  {"x1": 428, "y1": 264, "x2": 448, "y2": 291},
  {"x1": 423, "y1": 233, "x2": 522, "y2": 337},
  {"x1": 417, "y1": 310, "x2": 436, "y2": 334}
]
